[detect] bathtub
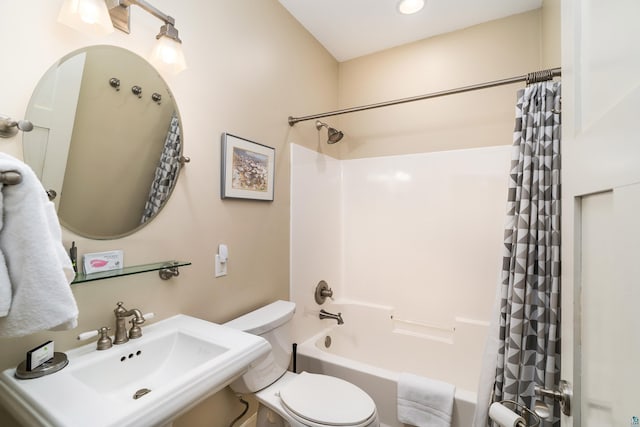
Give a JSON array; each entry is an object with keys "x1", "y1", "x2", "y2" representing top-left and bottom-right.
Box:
[{"x1": 294, "y1": 302, "x2": 487, "y2": 427}]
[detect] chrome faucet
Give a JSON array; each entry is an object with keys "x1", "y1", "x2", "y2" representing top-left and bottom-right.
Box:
[
  {"x1": 319, "y1": 309, "x2": 344, "y2": 325},
  {"x1": 113, "y1": 301, "x2": 146, "y2": 344}
]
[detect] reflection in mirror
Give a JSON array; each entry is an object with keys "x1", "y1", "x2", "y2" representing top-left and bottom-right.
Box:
[{"x1": 23, "y1": 45, "x2": 183, "y2": 239}]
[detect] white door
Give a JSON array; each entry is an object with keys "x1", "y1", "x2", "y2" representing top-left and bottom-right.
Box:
[
  {"x1": 23, "y1": 52, "x2": 84, "y2": 209},
  {"x1": 561, "y1": 1, "x2": 640, "y2": 426}
]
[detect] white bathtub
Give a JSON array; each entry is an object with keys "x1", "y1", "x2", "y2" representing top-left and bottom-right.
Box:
[{"x1": 294, "y1": 302, "x2": 487, "y2": 427}]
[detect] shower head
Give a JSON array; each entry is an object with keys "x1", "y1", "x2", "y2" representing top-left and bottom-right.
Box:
[
  {"x1": 315, "y1": 120, "x2": 344, "y2": 144},
  {"x1": 327, "y1": 127, "x2": 344, "y2": 144}
]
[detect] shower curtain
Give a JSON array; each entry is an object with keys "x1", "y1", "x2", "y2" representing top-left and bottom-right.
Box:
[
  {"x1": 474, "y1": 80, "x2": 562, "y2": 427},
  {"x1": 141, "y1": 112, "x2": 181, "y2": 224}
]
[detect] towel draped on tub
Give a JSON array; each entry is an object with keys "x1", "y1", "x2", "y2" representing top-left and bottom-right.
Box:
[
  {"x1": 397, "y1": 372, "x2": 456, "y2": 427},
  {"x1": 0, "y1": 153, "x2": 78, "y2": 338}
]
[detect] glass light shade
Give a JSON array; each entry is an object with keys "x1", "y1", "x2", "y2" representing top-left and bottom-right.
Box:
[
  {"x1": 58, "y1": 0, "x2": 114, "y2": 36},
  {"x1": 397, "y1": 0, "x2": 425, "y2": 15},
  {"x1": 149, "y1": 36, "x2": 188, "y2": 75}
]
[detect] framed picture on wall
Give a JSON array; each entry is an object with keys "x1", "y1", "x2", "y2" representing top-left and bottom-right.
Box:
[{"x1": 221, "y1": 133, "x2": 275, "y2": 201}]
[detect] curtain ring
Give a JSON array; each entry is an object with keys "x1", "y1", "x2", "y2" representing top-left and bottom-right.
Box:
[{"x1": 526, "y1": 69, "x2": 555, "y2": 86}]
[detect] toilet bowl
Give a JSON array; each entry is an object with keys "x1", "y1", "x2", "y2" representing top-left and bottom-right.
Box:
[
  {"x1": 256, "y1": 371, "x2": 378, "y2": 427},
  {"x1": 224, "y1": 300, "x2": 379, "y2": 427}
]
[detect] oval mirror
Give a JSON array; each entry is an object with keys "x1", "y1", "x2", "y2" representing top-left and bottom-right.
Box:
[{"x1": 23, "y1": 45, "x2": 184, "y2": 239}]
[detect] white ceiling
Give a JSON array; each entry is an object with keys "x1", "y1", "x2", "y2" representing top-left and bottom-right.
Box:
[{"x1": 278, "y1": 0, "x2": 543, "y2": 62}]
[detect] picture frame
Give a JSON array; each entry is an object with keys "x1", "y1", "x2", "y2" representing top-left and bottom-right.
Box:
[{"x1": 221, "y1": 133, "x2": 275, "y2": 201}]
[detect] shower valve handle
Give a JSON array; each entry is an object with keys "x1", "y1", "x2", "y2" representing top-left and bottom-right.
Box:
[{"x1": 315, "y1": 280, "x2": 333, "y2": 304}]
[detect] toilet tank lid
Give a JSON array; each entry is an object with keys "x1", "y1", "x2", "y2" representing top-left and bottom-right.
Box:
[{"x1": 224, "y1": 300, "x2": 296, "y2": 335}]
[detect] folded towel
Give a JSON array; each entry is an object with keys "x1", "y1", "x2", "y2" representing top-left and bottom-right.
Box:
[
  {"x1": 0, "y1": 153, "x2": 78, "y2": 337},
  {"x1": 397, "y1": 373, "x2": 456, "y2": 427}
]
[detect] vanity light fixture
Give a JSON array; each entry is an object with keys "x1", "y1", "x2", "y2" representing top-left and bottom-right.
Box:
[
  {"x1": 58, "y1": 0, "x2": 187, "y2": 74},
  {"x1": 58, "y1": 0, "x2": 115, "y2": 36},
  {"x1": 148, "y1": 22, "x2": 188, "y2": 74},
  {"x1": 107, "y1": 0, "x2": 187, "y2": 74},
  {"x1": 397, "y1": 0, "x2": 425, "y2": 15}
]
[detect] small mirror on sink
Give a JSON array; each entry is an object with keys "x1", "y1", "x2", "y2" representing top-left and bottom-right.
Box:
[{"x1": 22, "y1": 45, "x2": 185, "y2": 240}]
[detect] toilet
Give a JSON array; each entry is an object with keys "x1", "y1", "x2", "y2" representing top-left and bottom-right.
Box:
[{"x1": 224, "y1": 300, "x2": 379, "y2": 427}]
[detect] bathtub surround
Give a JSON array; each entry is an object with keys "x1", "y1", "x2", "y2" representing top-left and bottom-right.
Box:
[
  {"x1": 291, "y1": 146, "x2": 511, "y2": 426},
  {"x1": 291, "y1": 143, "x2": 511, "y2": 340}
]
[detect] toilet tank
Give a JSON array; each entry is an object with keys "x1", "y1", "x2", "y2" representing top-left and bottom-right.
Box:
[{"x1": 224, "y1": 300, "x2": 296, "y2": 393}]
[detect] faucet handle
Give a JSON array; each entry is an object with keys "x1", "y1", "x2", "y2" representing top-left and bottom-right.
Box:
[
  {"x1": 315, "y1": 280, "x2": 334, "y2": 304},
  {"x1": 77, "y1": 329, "x2": 99, "y2": 341},
  {"x1": 77, "y1": 326, "x2": 113, "y2": 350},
  {"x1": 96, "y1": 327, "x2": 113, "y2": 350},
  {"x1": 114, "y1": 301, "x2": 127, "y2": 316}
]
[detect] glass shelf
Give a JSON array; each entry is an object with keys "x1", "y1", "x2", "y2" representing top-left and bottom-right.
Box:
[{"x1": 71, "y1": 260, "x2": 191, "y2": 285}]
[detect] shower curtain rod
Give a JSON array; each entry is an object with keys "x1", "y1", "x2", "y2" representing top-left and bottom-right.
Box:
[{"x1": 288, "y1": 67, "x2": 561, "y2": 126}]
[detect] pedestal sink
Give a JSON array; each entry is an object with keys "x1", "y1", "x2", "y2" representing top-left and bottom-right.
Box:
[{"x1": 0, "y1": 314, "x2": 271, "y2": 427}]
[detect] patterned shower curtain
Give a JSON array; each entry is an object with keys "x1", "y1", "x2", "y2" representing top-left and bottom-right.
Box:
[
  {"x1": 492, "y1": 81, "x2": 562, "y2": 426},
  {"x1": 141, "y1": 112, "x2": 181, "y2": 224}
]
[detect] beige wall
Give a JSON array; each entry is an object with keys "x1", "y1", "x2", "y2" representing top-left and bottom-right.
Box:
[
  {"x1": 0, "y1": 1, "x2": 336, "y2": 426},
  {"x1": 542, "y1": 0, "x2": 561, "y2": 68},
  {"x1": 334, "y1": 8, "x2": 560, "y2": 159}
]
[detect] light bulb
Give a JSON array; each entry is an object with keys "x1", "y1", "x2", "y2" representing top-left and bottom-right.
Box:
[
  {"x1": 58, "y1": 0, "x2": 114, "y2": 36},
  {"x1": 397, "y1": 0, "x2": 425, "y2": 15},
  {"x1": 150, "y1": 36, "x2": 187, "y2": 75},
  {"x1": 79, "y1": 1, "x2": 100, "y2": 24}
]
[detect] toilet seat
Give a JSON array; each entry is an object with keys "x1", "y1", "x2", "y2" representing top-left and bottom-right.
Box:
[{"x1": 278, "y1": 372, "x2": 377, "y2": 427}]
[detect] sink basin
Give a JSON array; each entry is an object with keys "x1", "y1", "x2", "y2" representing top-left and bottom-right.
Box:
[{"x1": 0, "y1": 314, "x2": 270, "y2": 427}]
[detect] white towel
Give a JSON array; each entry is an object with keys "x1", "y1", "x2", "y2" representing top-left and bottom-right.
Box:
[
  {"x1": 397, "y1": 373, "x2": 455, "y2": 427},
  {"x1": 0, "y1": 153, "x2": 78, "y2": 337}
]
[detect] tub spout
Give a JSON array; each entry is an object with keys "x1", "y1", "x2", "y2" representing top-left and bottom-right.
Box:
[{"x1": 319, "y1": 309, "x2": 344, "y2": 325}]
